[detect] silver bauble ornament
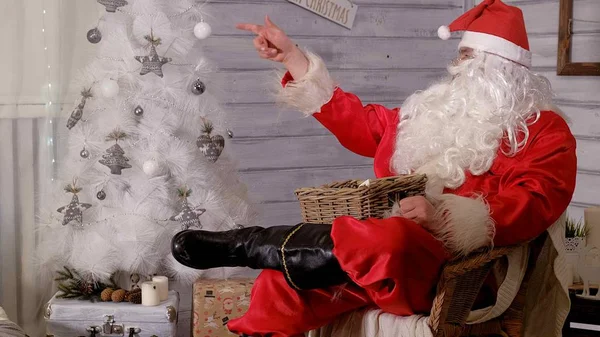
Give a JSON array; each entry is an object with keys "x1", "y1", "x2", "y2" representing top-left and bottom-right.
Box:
[
  {"x1": 80, "y1": 148, "x2": 90, "y2": 159},
  {"x1": 134, "y1": 105, "x2": 144, "y2": 116},
  {"x1": 191, "y1": 79, "x2": 206, "y2": 95},
  {"x1": 100, "y1": 78, "x2": 119, "y2": 98},
  {"x1": 143, "y1": 160, "x2": 161, "y2": 177},
  {"x1": 97, "y1": 190, "x2": 106, "y2": 200},
  {"x1": 227, "y1": 129, "x2": 234, "y2": 138},
  {"x1": 87, "y1": 28, "x2": 102, "y2": 44},
  {"x1": 193, "y1": 22, "x2": 212, "y2": 40}
]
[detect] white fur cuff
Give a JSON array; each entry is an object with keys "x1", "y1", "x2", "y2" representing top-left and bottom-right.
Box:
[
  {"x1": 276, "y1": 50, "x2": 337, "y2": 116},
  {"x1": 430, "y1": 194, "x2": 496, "y2": 256}
]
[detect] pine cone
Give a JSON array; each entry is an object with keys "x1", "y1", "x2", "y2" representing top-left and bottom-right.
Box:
[
  {"x1": 111, "y1": 289, "x2": 126, "y2": 302},
  {"x1": 77, "y1": 281, "x2": 94, "y2": 296},
  {"x1": 125, "y1": 288, "x2": 141, "y2": 302},
  {"x1": 101, "y1": 288, "x2": 114, "y2": 302},
  {"x1": 128, "y1": 290, "x2": 142, "y2": 304}
]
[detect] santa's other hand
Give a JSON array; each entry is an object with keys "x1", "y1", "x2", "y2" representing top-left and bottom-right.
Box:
[{"x1": 399, "y1": 196, "x2": 435, "y2": 226}]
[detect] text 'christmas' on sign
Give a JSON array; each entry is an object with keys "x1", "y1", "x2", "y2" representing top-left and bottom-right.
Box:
[{"x1": 287, "y1": 0, "x2": 357, "y2": 30}]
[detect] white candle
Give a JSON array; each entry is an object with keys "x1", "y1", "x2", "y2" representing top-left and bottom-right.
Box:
[
  {"x1": 152, "y1": 276, "x2": 169, "y2": 301},
  {"x1": 584, "y1": 207, "x2": 600, "y2": 249},
  {"x1": 141, "y1": 281, "x2": 160, "y2": 306}
]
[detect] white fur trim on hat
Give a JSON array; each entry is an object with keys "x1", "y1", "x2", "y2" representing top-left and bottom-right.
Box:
[
  {"x1": 275, "y1": 50, "x2": 337, "y2": 116},
  {"x1": 459, "y1": 30, "x2": 532, "y2": 68},
  {"x1": 438, "y1": 25, "x2": 451, "y2": 40}
]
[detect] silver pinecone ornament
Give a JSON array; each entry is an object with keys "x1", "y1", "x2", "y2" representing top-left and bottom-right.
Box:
[
  {"x1": 196, "y1": 122, "x2": 225, "y2": 163},
  {"x1": 98, "y1": 129, "x2": 132, "y2": 175},
  {"x1": 66, "y1": 89, "x2": 93, "y2": 130},
  {"x1": 57, "y1": 183, "x2": 92, "y2": 227},
  {"x1": 134, "y1": 33, "x2": 171, "y2": 78},
  {"x1": 170, "y1": 189, "x2": 206, "y2": 230}
]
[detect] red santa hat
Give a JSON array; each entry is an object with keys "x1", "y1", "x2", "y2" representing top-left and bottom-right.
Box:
[{"x1": 437, "y1": 0, "x2": 531, "y2": 68}]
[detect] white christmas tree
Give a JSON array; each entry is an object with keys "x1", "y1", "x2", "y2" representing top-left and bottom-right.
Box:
[{"x1": 37, "y1": 0, "x2": 257, "y2": 288}]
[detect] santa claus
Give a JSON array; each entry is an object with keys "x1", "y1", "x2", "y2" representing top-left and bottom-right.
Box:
[{"x1": 172, "y1": 1, "x2": 577, "y2": 336}]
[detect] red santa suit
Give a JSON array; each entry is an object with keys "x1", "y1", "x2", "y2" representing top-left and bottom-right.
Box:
[{"x1": 228, "y1": 1, "x2": 577, "y2": 336}]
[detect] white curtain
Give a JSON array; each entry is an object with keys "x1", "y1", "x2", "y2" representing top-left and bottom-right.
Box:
[{"x1": 0, "y1": 0, "x2": 99, "y2": 334}]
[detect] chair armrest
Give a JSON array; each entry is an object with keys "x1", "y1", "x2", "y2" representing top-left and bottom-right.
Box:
[{"x1": 429, "y1": 246, "x2": 516, "y2": 337}]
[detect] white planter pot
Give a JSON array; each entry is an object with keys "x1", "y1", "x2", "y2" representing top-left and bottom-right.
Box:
[{"x1": 565, "y1": 237, "x2": 586, "y2": 252}]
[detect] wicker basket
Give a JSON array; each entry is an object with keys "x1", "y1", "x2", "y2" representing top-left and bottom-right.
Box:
[{"x1": 294, "y1": 174, "x2": 427, "y2": 224}]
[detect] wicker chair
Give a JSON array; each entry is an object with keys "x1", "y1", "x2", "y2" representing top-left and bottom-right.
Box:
[
  {"x1": 429, "y1": 236, "x2": 542, "y2": 337},
  {"x1": 296, "y1": 176, "x2": 543, "y2": 337}
]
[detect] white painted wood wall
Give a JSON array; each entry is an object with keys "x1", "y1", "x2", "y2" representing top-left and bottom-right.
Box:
[{"x1": 206, "y1": 0, "x2": 600, "y2": 228}]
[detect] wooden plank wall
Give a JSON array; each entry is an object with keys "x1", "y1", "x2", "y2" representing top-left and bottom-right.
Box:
[
  {"x1": 206, "y1": 0, "x2": 464, "y2": 227},
  {"x1": 204, "y1": 0, "x2": 600, "y2": 229}
]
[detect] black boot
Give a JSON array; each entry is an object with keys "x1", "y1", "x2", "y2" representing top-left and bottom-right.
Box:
[{"x1": 171, "y1": 223, "x2": 350, "y2": 290}]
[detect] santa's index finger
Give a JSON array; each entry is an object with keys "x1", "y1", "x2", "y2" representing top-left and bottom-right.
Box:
[
  {"x1": 236, "y1": 23, "x2": 264, "y2": 35},
  {"x1": 264, "y1": 15, "x2": 280, "y2": 30}
]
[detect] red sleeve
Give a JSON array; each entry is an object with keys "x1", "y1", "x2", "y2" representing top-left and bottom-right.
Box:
[
  {"x1": 282, "y1": 72, "x2": 398, "y2": 158},
  {"x1": 489, "y1": 114, "x2": 577, "y2": 247}
]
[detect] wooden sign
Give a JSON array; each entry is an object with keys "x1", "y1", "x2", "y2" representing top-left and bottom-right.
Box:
[{"x1": 287, "y1": 0, "x2": 358, "y2": 30}]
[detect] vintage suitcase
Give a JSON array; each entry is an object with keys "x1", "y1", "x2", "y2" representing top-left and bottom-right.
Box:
[{"x1": 45, "y1": 290, "x2": 179, "y2": 337}]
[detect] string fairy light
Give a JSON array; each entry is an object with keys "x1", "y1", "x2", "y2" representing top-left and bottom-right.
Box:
[
  {"x1": 41, "y1": 0, "x2": 57, "y2": 182},
  {"x1": 117, "y1": 2, "x2": 203, "y2": 19},
  {"x1": 47, "y1": 211, "x2": 171, "y2": 229}
]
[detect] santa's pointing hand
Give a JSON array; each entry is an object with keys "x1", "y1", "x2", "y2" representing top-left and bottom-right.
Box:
[{"x1": 236, "y1": 15, "x2": 309, "y2": 81}]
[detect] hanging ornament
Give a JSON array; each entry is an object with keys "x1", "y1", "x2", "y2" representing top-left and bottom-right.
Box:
[
  {"x1": 193, "y1": 21, "x2": 212, "y2": 40},
  {"x1": 99, "y1": 129, "x2": 132, "y2": 175},
  {"x1": 97, "y1": 0, "x2": 128, "y2": 13},
  {"x1": 196, "y1": 121, "x2": 225, "y2": 163},
  {"x1": 66, "y1": 88, "x2": 93, "y2": 130},
  {"x1": 142, "y1": 160, "x2": 163, "y2": 177},
  {"x1": 97, "y1": 190, "x2": 106, "y2": 200},
  {"x1": 87, "y1": 27, "x2": 102, "y2": 44},
  {"x1": 57, "y1": 181, "x2": 92, "y2": 227},
  {"x1": 135, "y1": 32, "x2": 171, "y2": 78},
  {"x1": 100, "y1": 78, "x2": 119, "y2": 98},
  {"x1": 170, "y1": 188, "x2": 206, "y2": 231},
  {"x1": 227, "y1": 129, "x2": 234, "y2": 138},
  {"x1": 191, "y1": 78, "x2": 206, "y2": 95},
  {"x1": 134, "y1": 105, "x2": 144, "y2": 117},
  {"x1": 80, "y1": 147, "x2": 90, "y2": 159}
]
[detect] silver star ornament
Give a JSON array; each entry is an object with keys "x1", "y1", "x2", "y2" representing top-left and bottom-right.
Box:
[
  {"x1": 170, "y1": 198, "x2": 206, "y2": 230},
  {"x1": 135, "y1": 45, "x2": 171, "y2": 78},
  {"x1": 57, "y1": 194, "x2": 92, "y2": 226}
]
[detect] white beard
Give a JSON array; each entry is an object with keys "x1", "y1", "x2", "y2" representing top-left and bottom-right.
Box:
[{"x1": 391, "y1": 52, "x2": 555, "y2": 189}]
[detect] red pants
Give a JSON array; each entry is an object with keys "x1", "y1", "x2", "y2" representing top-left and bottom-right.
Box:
[{"x1": 227, "y1": 216, "x2": 449, "y2": 337}]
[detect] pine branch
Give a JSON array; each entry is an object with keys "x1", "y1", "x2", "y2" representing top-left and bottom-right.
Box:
[
  {"x1": 64, "y1": 182, "x2": 82, "y2": 195},
  {"x1": 202, "y1": 121, "x2": 214, "y2": 135},
  {"x1": 81, "y1": 88, "x2": 93, "y2": 99},
  {"x1": 144, "y1": 30, "x2": 162, "y2": 46},
  {"x1": 177, "y1": 187, "x2": 192, "y2": 198},
  {"x1": 55, "y1": 266, "x2": 73, "y2": 281},
  {"x1": 105, "y1": 129, "x2": 128, "y2": 142}
]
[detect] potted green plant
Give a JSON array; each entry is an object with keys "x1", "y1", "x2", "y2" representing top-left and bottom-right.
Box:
[{"x1": 565, "y1": 217, "x2": 589, "y2": 252}]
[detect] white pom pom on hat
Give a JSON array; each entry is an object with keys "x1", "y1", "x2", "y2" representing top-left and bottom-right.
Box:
[{"x1": 437, "y1": 25, "x2": 451, "y2": 40}]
